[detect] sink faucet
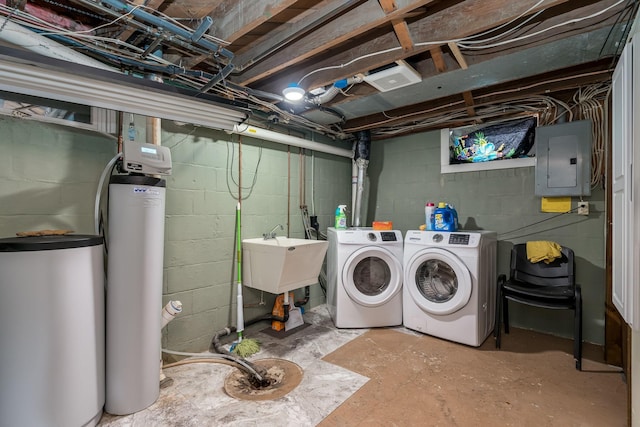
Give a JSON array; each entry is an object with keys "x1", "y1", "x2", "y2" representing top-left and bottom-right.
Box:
[{"x1": 263, "y1": 224, "x2": 284, "y2": 240}]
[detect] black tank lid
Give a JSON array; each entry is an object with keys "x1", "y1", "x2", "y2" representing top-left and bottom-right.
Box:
[
  {"x1": 0, "y1": 234, "x2": 103, "y2": 252},
  {"x1": 109, "y1": 175, "x2": 166, "y2": 187}
]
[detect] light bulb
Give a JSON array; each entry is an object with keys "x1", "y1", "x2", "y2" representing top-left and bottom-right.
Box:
[{"x1": 283, "y1": 83, "x2": 305, "y2": 101}]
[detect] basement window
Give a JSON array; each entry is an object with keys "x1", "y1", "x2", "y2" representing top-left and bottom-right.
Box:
[
  {"x1": 0, "y1": 90, "x2": 116, "y2": 134},
  {"x1": 440, "y1": 116, "x2": 537, "y2": 173}
]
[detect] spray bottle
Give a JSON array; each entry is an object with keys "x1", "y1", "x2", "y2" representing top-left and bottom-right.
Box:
[{"x1": 335, "y1": 205, "x2": 347, "y2": 229}]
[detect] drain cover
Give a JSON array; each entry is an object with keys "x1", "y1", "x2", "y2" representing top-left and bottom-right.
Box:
[{"x1": 224, "y1": 358, "x2": 303, "y2": 401}]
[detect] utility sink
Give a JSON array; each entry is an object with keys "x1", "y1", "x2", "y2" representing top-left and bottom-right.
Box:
[{"x1": 242, "y1": 237, "x2": 328, "y2": 294}]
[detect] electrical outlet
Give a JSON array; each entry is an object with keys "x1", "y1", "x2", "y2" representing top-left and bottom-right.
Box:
[{"x1": 577, "y1": 202, "x2": 589, "y2": 216}]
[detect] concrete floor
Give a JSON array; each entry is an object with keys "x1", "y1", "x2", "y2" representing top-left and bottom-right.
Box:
[{"x1": 98, "y1": 304, "x2": 627, "y2": 426}]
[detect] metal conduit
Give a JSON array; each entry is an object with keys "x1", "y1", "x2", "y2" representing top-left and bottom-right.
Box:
[{"x1": 99, "y1": 0, "x2": 234, "y2": 85}]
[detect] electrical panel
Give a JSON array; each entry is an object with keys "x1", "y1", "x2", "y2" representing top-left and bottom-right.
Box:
[{"x1": 534, "y1": 120, "x2": 592, "y2": 196}]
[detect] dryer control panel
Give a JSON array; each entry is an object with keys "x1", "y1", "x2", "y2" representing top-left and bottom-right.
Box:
[
  {"x1": 405, "y1": 230, "x2": 489, "y2": 248},
  {"x1": 448, "y1": 233, "x2": 470, "y2": 245}
]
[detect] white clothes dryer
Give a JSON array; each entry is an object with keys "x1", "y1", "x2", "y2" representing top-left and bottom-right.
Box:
[
  {"x1": 327, "y1": 227, "x2": 403, "y2": 328},
  {"x1": 403, "y1": 230, "x2": 497, "y2": 346}
]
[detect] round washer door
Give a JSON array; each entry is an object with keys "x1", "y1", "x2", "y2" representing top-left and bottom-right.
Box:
[
  {"x1": 342, "y1": 246, "x2": 403, "y2": 307},
  {"x1": 404, "y1": 247, "x2": 472, "y2": 315}
]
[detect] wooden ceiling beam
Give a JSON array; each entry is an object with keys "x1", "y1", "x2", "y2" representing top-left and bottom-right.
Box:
[
  {"x1": 429, "y1": 46, "x2": 447, "y2": 72},
  {"x1": 380, "y1": 0, "x2": 414, "y2": 54},
  {"x1": 230, "y1": 0, "x2": 360, "y2": 67},
  {"x1": 263, "y1": 0, "x2": 623, "y2": 93},
  {"x1": 463, "y1": 91, "x2": 476, "y2": 117},
  {"x1": 116, "y1": 0, "x2": 167, "y2": 41},
  {"x1": 233, "y1": 0, "x2": 438, "y2": 85},
  {"x1": 378, "y1": 0, "x2": 397, "y2": 13},
  {"x1": 447, "y1": 42, "x2": 468, "y2": 70},
  {"x1": 392, "y1": 20, "x2": 415, "y2": 52},
  {"x1": 210, "y1": 0, "x2": 315, "y2": 43},
  {"x1": 343, "y1": 59, "x2": 612, "y2": 132},
  {"x1": 247, "y1": 0, "x2": 573, "y2": 91}
]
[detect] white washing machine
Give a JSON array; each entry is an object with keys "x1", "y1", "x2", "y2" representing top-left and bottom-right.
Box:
[
  {"x1": 403, "y1": 230, "x2": 497, "y2": 347},
  {"x1": 327, "y1": 227, "x2": 403, "y2": 328}
]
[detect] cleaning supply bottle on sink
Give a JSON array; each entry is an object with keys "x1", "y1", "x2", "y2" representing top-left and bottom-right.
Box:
[
  {"x1": 335, "y1": 205, "x2": 347, "y2": 229},
  {"x1": 434, "y1": 202, "x2": 457, "y2": 231}
]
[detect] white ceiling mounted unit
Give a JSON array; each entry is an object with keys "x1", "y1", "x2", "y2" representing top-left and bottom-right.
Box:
[{"x1": 364, "y1": 60, "x2": 422, "y2": 92}]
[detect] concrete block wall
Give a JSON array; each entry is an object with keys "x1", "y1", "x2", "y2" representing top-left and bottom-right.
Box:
[
  {"x1": 367, "y1": 129, "x2": 606, "y2": 344},
  {"x1": 0, "y1": 115, "x2": 352, "y2": 353},
  {"x1": 1, "y1": 114, "x2": 606, "y2": 346},
  {"x1": 145, "y1": 124, "x2": 352, "y2": 352},
  {"x1": 0, "y1": 116, "x2": 117, "y2": 235}
]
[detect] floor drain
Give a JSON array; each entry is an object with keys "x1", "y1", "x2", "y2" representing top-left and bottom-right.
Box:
[{"x1": 224, "y1": 358, "x2": 303, "y2": 401}]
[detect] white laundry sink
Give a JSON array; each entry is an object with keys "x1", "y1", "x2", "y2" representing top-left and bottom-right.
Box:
[{"x1": 242, "y1": 237, "x2": 328, "y2": 294}]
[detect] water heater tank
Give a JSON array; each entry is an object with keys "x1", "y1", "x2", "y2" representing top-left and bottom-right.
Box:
[{"x1": 0, "y1": 234, "x2": 105, "y2": 427}]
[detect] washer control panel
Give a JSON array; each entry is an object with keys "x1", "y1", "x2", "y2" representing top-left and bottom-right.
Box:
[{"x1": 380, "y1": 232, "x2": 398, "y2": 242}]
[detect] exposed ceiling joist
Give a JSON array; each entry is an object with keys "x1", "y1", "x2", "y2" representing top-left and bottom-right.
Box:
[{"x1": 0, "y1": 0, "x2": 633, "y2": 140}]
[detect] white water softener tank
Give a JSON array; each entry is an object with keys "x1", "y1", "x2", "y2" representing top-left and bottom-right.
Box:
[
  {"x1": 0, "y1": 234, "x2": 105, "y2": 427},
  {"x1": 106, "y1": 175, "x2": 166, "y2": 415}
]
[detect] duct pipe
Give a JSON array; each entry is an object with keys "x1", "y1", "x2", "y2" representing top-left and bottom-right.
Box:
[
  {"x1": 0, "y1": 0, "x2": 93, "y2": 32},
  {"x1": 352, "y1": 130, "x2": 371, "y2": 227},
  {"x1": 231, "y1": 124, "x2": 352, "y2": 158},
  {"x1": 308, "y1": 75, "x2": 364, "y2": 106},
  {"x1": 0, "y1": 19, "x2": 115, "y2": 71}
]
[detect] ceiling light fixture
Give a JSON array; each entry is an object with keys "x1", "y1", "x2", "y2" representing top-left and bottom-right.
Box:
[{"x1": 282, "y1": 83, "x2": 305, "y2": 101}]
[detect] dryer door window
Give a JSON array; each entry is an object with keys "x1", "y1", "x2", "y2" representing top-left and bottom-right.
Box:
[
  {"x1": 342, "y1": 246, "x2": 402, "y2": 307},
  {"x1": 405, "y1": 248, "x2": 472, "y2": 315}
]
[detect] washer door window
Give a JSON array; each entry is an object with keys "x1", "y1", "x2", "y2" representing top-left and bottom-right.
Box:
[
  {"x1": 405, "y1": 248, "x2": 471, "y2": 315},
  {"x1": 342, "y1": 246, "x2": 402, "y2": 307}
]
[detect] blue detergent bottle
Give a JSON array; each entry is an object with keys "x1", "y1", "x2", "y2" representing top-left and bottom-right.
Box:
[
  {"x1": 448, "y1": 204, "x2": 459, "y2": 231},
  {"x1": 434, "y1": 202, "x2": 457, "y2": 231}
]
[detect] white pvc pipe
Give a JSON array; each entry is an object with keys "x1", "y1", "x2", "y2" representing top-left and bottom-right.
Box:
[
  {"x1": 232, "y1": 124, "x2": 352, "y2": 158},
  {"x1": 353, "y1": 159, "x2": 367, "y2": 227},
  {"x1": 351, "y1": 161, "x2": 357, "y2": 226},
  {"x1": 161, "y1": 300, "x2": 182, "y2": 329}
]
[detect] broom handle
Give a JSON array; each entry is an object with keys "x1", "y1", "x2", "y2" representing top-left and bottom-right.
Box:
[{"x1": 236, "y1": 202, "x2": 244, "y2": 339}]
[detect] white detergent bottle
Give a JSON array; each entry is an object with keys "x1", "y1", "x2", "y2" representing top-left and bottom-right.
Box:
[
  {"x1": 425, "y1": 202, "x2": 435, "y2": 230},
  {"x1": 335, "y1": 205, "x2": 347, "y2": 229}
]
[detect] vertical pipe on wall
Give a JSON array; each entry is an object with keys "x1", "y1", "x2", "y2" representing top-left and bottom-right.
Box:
[
  {"x1": 351, "y1": 161, "x2": 357, "y2": 227},
  {"x1": 287, "y1": 146, "x2": 291, "y2": 237},
  {"x1": 353, "y1": 131, "x2": 371, "y2": 228}
]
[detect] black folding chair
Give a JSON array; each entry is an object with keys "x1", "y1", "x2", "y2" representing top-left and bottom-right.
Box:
[{"x1": 494, "y1": 243, "x2": 582, "y2": 370}]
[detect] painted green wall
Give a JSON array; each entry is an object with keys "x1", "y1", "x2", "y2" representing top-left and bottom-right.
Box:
[
  {"x1": 0, "y1": 116, "x2": 116, "y2": 233},
  {"x1": 0, "y1": 115, "x2": 352, "y2": 353},
  {"x1": 159, "y1": 122, "x2": 351, "y2": 351},
  {"x1": 367, "y1": 130, "x2": 606, "y2": 345},
  {"x1": 0, "y1": 115, "x2": 607, "y2": 350}
]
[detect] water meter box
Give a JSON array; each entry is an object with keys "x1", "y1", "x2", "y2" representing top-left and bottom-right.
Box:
[{"x1": 534, "y1": 120, "x2": 592, "y2": 196}]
